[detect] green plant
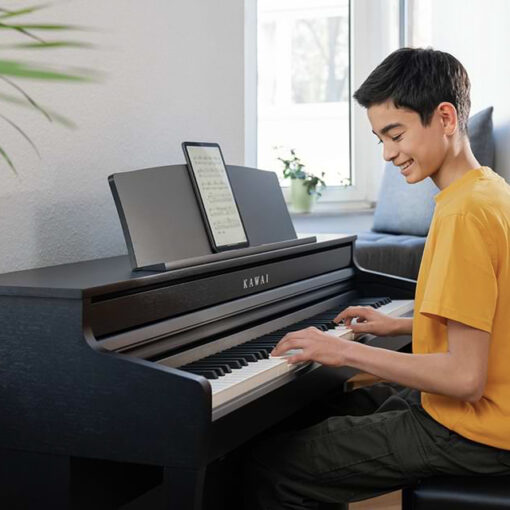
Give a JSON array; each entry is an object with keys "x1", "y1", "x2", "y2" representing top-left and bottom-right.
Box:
[
  {"x1": 277, "y1": 148, "x2": 326, "y2": 197},
  {"x1": 0, "y1": 2, "x2": 97, "y2": 174}
]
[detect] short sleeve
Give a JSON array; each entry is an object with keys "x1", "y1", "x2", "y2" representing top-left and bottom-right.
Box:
[{"x1": 420, "y1": 213, "x2": 497, "y2": 332}]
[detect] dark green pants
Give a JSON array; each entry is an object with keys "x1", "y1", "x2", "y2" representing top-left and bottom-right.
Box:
[{"x1": 244, "y1": 384, "x2": 510, "y2": 510}]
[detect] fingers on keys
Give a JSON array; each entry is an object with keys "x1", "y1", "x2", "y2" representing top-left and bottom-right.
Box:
[
  {"x1": 334, "y1": 306, "x2": 372, "y2": 325},
  {"x1": 271, "y1": 327, "x2": 317, "y2": 357}
]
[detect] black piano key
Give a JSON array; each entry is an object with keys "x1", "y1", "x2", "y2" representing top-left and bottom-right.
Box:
[
  {"x1": 213, "y1": 352, "x2": 255, "y2": 364},
  {"x1": 237, "y1": 346, "x2": 271, "y2": 358},
  {"x1": 183, "y1": 361, "x2": 226, "y2": 374},
  {"x1": 244, "y1": 342, "x2": 274, "y2": 350},
  {"x1": 211, "y1": 356, "x2": 249, "y2": 367},
  {"x1": 237, "y1": 346, "x2": 270, "y2": 356},
  {"x1": 305, "y1": 313, "x2": 337, "y2": 320},
  {"x1": 192, "y1": 359, "x2": 232, "y2": 368},
  {"x1": 204, "y1": 358, "x2": 243, "y2": 369},
  {"x1": 299, "y1": 318, "x2": 332, "y2": 324},
  {"x1": 245, "y1": 343, "x2": 278, "y2": 350},
  {"x1": 276, "y1": 324, "x2": 329, "y2": 334},
  {"x1": 256, "y1": 335, "x2": 285, "y2": 342},
  {"x1": 185, "y1": 364, "x2": 225, "y2": 377},
  {"x1": 294, "y1": 322, "x2": 329, "y2": 330},
  {"x1": 280, "y1": 323, "x2": 319, "y2": 331},
  {"x1": 227, "y1": 348, "x2": 264, "y2": 360},
  {"x1": 187, "y1": 362, "x2": 231, "y2": 374},
  {"x1": 222, "y1": 351, "x2": 259, "y2": 362},
  {"x1": 183, "y1": 368, "x2": 219, "y2": 379}
]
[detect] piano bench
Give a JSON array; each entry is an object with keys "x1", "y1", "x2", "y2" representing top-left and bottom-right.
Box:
[
  {"x1": 402, "y1": 475, "x2": 510, "y2": 509},
  {"x1": 343, "y1": 372, "x2": 386, "y2": 391}
]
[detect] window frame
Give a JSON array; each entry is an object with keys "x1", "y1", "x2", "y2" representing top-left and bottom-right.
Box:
[{"x1": 245, "y1": 0, "x2": 400, "y2": 207}]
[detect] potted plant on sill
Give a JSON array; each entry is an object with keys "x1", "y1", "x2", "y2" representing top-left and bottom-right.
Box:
[{"x1": 278, "y1": 149, "x2": 326, "y2": 213}]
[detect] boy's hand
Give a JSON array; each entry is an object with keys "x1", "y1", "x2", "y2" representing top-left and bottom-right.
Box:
[
  {"x1": 271, "y1": 327, "x2": 349, "y2": 366},
  {"x1": 334, "y1": 306, "x2": 400, "y2": 336}
]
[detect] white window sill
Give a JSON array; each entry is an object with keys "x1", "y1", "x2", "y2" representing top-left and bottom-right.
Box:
[{"x1": 287, "y1": 200, "x2": 375, "y2": 215}]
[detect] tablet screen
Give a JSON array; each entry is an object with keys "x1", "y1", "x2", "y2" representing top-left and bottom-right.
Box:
[{"x1": 183, "y1": 143, "x2": 248, "y2": 251}]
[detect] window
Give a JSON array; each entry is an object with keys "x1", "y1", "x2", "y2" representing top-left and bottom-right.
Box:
[
  {"x1": 257, "y1": 0, "x2": 351, "y2": 188},
  {"x1": 245, "y1": 0, "x2": 400, "y2": 205}
]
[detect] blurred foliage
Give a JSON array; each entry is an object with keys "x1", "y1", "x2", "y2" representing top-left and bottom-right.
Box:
[{"x1": 0, "y1": 2, "x2": 96, "y2": 174}]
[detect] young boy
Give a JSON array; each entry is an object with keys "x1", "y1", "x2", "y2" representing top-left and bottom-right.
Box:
[{"x1": 246, "y1": 48, "x2": 510, "y2": 509}]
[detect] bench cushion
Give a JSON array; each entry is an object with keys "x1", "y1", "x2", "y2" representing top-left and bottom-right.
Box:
[{"x1": 404, "y1": 475, "x2": 510, "y2": 510}]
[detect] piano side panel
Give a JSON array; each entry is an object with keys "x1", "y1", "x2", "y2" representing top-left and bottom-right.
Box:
[{"x1": 0, "y1": 295, "x2": 210, "y2": 470}]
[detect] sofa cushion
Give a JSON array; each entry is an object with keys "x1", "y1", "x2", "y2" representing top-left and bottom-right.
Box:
[
  {"x1": 372, "y1": 106, "x2": 495, "y2": 236},
  {"x1": 355, "y1": 232, "x2": 426, "y2": 280}
]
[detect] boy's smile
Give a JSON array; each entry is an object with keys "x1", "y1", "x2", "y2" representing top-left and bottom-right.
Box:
[{"x1": 367, "y1": 100, "x2": 449, "y2": 185}]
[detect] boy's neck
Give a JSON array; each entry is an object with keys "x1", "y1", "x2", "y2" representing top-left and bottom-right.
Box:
[{"x1": 431, "y1": 137, "x2": 481, "y2": 190}]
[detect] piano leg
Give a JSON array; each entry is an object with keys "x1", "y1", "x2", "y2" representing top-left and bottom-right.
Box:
[{"x1": 162, "y1": 465, "x2": 206, "y2": 510}]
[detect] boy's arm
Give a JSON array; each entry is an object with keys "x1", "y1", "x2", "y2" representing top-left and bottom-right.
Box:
[
  {"x1": 343, "y1": 319, "x2": 489, "y2": 402},
  {"x1": 391, "y1": 317, "x2": 413, "y2": 335},
  {"x1": 272, "y1": 319, "x2": 489, "y2": 403}
]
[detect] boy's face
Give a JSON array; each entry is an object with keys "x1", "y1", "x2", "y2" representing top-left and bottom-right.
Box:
[{"x1": 367, "y1": 100, "x2": 449, "y2": 184}]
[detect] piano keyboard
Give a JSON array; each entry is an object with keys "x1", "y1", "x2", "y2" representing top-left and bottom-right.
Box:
[{"x1": 179, "y1": 298, "x2": 413, "y2": 409}]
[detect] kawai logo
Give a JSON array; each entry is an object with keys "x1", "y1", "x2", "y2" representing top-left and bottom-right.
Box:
[{"x1": 243, "y1": 273, "x2": 270, "y2": 290}]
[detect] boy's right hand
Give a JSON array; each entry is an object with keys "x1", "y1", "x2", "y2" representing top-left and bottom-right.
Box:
[{"x1": 334, "y1": 306, "x2": 404, "y2": 337}]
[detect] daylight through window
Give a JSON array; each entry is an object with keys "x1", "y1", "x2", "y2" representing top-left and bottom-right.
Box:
[{"x1": 257, "y1": 0, "x2": 350, "y2": 187}]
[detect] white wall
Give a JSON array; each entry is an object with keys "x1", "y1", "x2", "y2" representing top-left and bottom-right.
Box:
[{"x1": 0, "y1": 0, "x2": 244, "y2": 274}]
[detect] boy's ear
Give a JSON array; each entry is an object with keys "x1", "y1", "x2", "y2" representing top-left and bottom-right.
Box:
[{"x1": 437, "y1": 102, "x2": 458, "y2": 136}]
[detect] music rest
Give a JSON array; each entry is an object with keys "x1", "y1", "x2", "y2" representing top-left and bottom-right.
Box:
[{"x1": 109, "y1": 164, "x2": 316, "y2": 271}]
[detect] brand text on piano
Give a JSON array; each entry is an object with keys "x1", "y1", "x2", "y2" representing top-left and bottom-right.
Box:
[{"x1": 243, "y1": 273, "x2": 270, "y2": 290}]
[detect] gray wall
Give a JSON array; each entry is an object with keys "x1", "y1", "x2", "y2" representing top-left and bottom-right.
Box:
[{"x1": 0, "y1": 0, "x2": 245, "y2": 273}]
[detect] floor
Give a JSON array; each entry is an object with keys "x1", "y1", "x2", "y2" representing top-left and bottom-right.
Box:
[{"x1": 350, "y1": 491, "x2": 401, "y2": 510}]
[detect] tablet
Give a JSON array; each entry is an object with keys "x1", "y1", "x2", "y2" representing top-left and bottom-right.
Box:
[{"x1": 182, "y1": 142, "x2": 249, "y2": 252}]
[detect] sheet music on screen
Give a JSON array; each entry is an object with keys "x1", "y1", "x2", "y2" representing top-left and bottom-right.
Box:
[{"x1": 186, "y1": 145, "x2": 248, "y2": 247}]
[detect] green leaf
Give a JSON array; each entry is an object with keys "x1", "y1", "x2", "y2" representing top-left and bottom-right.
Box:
[
  {"x1": 0, "y1": 91, "x2": 76, "y2": 128},
  {"x1": 0, "y1": 59, "x2": 95, "y2": 82},
  {"x1": 0, "y1": 41, "x2": 94, "y2": 49},
  {"x1": 0, "y1": 144, "x2": 17, "y2": 175},
  {"x1": 0, "y1": 4, "x2": 52, "y2": 20},
  {"x1": 0, "y1": 111, "x2": 40, "y2": 158},
  {"x1": 0, "y1": 75, "x2": 52, "y2": 122},
  {"x1": 2, "y1": 24, "x2": 45, "y2": 43},
  {"x1": 0, "y1": 23, "x2": 86, "y2": 31}
]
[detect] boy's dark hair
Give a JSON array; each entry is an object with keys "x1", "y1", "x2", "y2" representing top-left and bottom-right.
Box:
[{"x1": 353, "y1": 48, "x2": 471, "y2": 133}]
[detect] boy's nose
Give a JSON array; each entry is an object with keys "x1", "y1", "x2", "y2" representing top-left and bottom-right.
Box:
[{"x1": 383, "y1": 143, "x2": 398, "y2": 162}]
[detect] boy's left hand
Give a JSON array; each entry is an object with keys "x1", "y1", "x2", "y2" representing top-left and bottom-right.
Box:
[{"x1": 271, "y1": 327, "x2": 349, "y2": 366}]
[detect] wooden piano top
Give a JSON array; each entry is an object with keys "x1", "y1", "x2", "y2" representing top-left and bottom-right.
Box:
[{"x1": 0, "y1": 234, "x2": 356, "y2": 299}]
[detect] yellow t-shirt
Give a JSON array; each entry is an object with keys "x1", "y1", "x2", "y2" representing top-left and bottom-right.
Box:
[{"x1": 413, "y1": 167, "x2": 510, "y2": 449}]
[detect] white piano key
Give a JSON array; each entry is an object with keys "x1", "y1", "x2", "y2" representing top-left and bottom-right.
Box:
[{"x1": 210, "y1": 357, "x2": 302, "y2": 407}]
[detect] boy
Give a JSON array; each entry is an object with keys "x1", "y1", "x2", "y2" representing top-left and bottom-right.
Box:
[{"x1": 246, "y1": 48, "x2": 510, "y2": 509}]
